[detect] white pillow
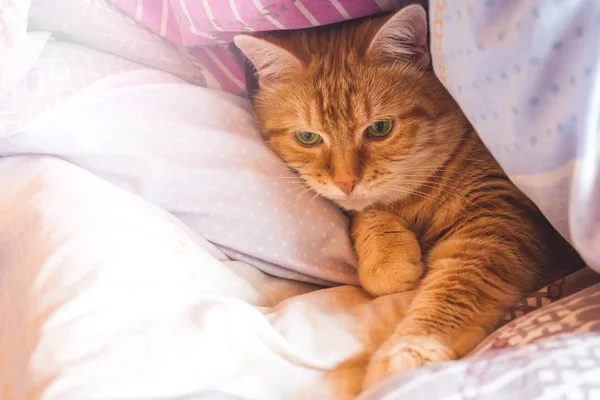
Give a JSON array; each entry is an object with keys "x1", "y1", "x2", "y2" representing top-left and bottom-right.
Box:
[
  {"x1": 27, "y1": 0, "x2": 207, "y2": 87},
  {"x1": 0, "y1": 0, "x2": 50, "y2": 96},
  {"x1": 0, "y1": 39, "x2": 358, "y2": 285}
]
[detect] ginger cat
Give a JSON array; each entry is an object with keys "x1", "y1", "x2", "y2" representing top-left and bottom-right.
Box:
[{"x1": 235, "y1": 4, "x2": 582, "y2": 390}]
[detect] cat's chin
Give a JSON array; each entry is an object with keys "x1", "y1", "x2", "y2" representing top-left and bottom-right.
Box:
[{"x1": 332, "y1": 197, "x2": 374, "y2": 212}]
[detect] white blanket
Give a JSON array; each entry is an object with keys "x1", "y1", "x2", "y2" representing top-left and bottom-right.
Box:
[
  {"x1": 5, "y1": 2, "x2": 594, "y2": 399},
  {"x1": 0, "y1": 155, "x2": 411, "y2": 399},
  {"x1": 1, "y1": 3, "x2": 412, "y2": 395}
]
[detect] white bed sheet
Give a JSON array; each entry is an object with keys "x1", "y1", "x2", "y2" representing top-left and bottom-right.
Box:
[{"x1": 0, "y1": 155, "x2": 412, "y2": 400}]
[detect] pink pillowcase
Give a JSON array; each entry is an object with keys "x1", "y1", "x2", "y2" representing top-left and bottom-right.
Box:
[{"x1": 111, "y1": 0, "x2": 405, "y2": 94}]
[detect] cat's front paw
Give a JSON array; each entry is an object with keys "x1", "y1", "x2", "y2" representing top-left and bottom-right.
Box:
[
  {"x1": 351, "y1": 209, "x2": 424, "y2": 296},
  {"x1": 359, "y1": 261, "x2": 424, "y2": 296},
  {"x1": 363, "y1": 335, "x2": 455, "y2": 390}
]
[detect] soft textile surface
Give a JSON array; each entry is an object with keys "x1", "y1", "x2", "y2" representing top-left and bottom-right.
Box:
[
  {"x1": 1, "y1": 155, "x2": 598, "y2": 400},
  {"x1": 110, "y1": 0, "x2": 419, "y2": 94},
  {"x1": 361, "y1": 284, "x2": 600, "y2": 400},
  {"x1": 27, "y1": 0, "x2": 207, "y2": 87},
  {"x1": 432, "y1": 0, "x2": 600, "y2": 272},
  {"x1": 21, "y1": 0, "x2": 600, "y2": 277},
  {"x1": 0, "y1": 0, "x2": 50, "y2": 96},
  {"x1": 497, "y1": 266, "x2": 600, "y2": 325},
  {"x1": 0, "y1": 27, "x2": 357, "y2": 285},
  {"x1": 110, "y1": 0, "x2": 600, "y2": 273},
  {"x1": 1, "y1": 2, "x2": 600, "y2": 398},
  {"x1": 473, "y1": 277, "x2": 600, "y2": 355},
  {"x1": 0, "y1": 155, "x2": 411, "y2": 399}
]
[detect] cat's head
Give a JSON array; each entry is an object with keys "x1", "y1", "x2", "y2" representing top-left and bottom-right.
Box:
[{"x1": 235, "y1": 5, "x2": 465, "y2": 211}]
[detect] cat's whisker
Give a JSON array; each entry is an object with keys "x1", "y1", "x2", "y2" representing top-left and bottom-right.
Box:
[
  {"x1": 266, "y1": 177, "x2": 306, "y2": 184},
  {"x1": 266, "y1": 178, "x2": 306, "y2": 183},
  {"x1": 388, "y1": 165, "x2": 440, "y2": 172},
  {"x1": 399, "y1": 178, "x2": 470, "y2": 192},
  {"x1": 275, "y1": 181, "x2": 307, "y2": 186},
  {"x1": 286, "y1": 184, "x2": 311, "y2": 193},
  {"x1": 388, "y1": 186, "x2": 439, "y2": 202},
  {"x1": 261, "y1": 152, "x2": 287, "y2": 165},
  {"x1": 390, "y1": 186, "x2": 446, "y2": 201},
  {"x1": 393, "y1": 156, "x2": 491, "y2": 166},
  {"x1": 304, "y1": 192, "x2": 322, "y2": 211},
  {"x1": 393, "y1": 166, "x2": 446, "y2": 172},
  {"x1": 399, "y1": 179, "x2": 507, "y2": 215},
  {"x1": 287, "y1": 187, "x2": 315, "y2": 202},
  {"x1": 389, "y1": 170, "x2": 502, "y2": 219},
  {"x1": 394, "y1": 171, "x2": 485, "y2": 186},
  {"x1": 402, "y1": 182, "x2": 472, "y2": 205},
  {"x1": 262, "y1": 154, "x2": 306, "y2": 175},
  {"x1": 395, "y1": 182, "x2": 476, "y2": 219}
]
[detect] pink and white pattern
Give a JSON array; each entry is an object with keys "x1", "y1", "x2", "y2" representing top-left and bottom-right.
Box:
[{"x1": 110, "y1": 0, "x2": 410, "y2": 94}]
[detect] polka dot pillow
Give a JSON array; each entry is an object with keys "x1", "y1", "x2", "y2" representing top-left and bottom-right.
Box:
[{"x1": 0, "y1": 38, "x2": 358, "y2": 285}]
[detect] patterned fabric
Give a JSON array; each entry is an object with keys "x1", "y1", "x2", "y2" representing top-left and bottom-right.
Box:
[
  {"x1": 0, "y1": 0, "x2": 50, "y2": 97},
  {"x1": 431, "y1": 0, "x2": 600, "y2": 273},
  {"x1": 0, "y1": 38, "x2": 359, "y2": 285},
  {"x1": 502, "y1": 267, "x2": 600, "y2": 326},
  {"x1": 362, "y1": 334, "x2": 600, "y2": 400},
  {"x1": 110, "y1": 0, "x2": 600, "y2": 274},
  {"x1": 2, "y1": 0, "x2": 206, "y2": 138},
  {"x1": 360, "y1": 284, "x2": 600, "y2": 400},
  {"x1": 29, "y1": 0, "x2": 207, "y2": 86},
  {"x1": 475, "y1": 281, "x2": 600, "y2": 356},
  {"x1": 5, "y1": 0, "x2": 596, "y2": 293},
  {"x1": 2, "y1": 3, "x2": 600, "y2": 398},
  {"x1": 110, "y1": 0, "x2": 418, "y2": 94}
]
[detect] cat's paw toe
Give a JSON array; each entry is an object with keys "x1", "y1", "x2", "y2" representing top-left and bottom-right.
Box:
[{"x1": 363, "y1": 335, "x2": 455, "y2": 390}]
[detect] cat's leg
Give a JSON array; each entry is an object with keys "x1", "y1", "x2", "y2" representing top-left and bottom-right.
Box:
[
  {"x1": 363, "y1": 234, "x2": 532, "y2": 389},
  {"x1": 351, "y1": 209, "x2": 424, "y2": 296}
]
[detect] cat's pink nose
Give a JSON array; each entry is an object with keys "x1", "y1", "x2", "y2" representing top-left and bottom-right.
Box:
[{"x1": 335, "y1": 179, "x2": 357, "y2": 195}]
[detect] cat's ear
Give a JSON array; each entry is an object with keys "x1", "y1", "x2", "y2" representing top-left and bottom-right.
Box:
[
  {"x1": 234, "y1": 35, "x2": 302, "y2": 87},
  {"x1": 367, "y1": 4, "x2": 430, "y2": 68}
]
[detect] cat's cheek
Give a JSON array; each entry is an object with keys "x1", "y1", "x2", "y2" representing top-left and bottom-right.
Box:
[{"x1": 361, "y1": 139, "x2": 377, "y2": 153}]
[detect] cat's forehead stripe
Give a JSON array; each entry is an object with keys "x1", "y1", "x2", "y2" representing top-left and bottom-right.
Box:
[{"x1": 309, "y1": 66, "x2": 373, "y2": 138}]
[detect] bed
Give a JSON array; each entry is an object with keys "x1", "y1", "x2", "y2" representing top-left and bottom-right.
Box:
[{"x1": 1, "y1": 0, "x2": 599, "y2": 399}]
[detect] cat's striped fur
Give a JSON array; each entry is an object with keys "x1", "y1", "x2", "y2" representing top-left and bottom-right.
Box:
[{"x1": 234, "y1": 4, "x2": 583, "y2": 390}]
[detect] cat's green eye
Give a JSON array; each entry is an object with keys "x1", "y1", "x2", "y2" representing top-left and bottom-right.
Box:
[
  {"x1": 366, "y1": 119, "x2": 394, "y2": 139},
  {"x1": 295, "y1": 131, "x2": 322, "y2": 146}
]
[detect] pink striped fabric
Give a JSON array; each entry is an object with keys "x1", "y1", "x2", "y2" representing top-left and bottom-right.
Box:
[{"x1": 111, "y1": 0, "x2": 401, "y2": 95}]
